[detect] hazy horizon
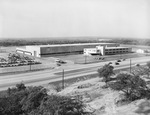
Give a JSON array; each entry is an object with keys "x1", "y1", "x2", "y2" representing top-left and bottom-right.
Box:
[{"x1": 0, "y1": 0, "x2": 150, "y2": 39}]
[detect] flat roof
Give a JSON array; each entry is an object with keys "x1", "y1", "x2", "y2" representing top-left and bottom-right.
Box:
[
  {"x1": 84, "y1": 48, "x2": 96, "y2": 50},
  {"x1": 105, "y1": 47, "x2": 130, "y2": 49},
  {"x1": 27, "y1": 43, "x2": 118, "y2": 48}
]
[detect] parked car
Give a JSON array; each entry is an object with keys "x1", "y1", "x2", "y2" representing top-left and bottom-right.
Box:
[
  {"x1": 94, "y1": 57, "x2": 101, "y2": 60},
  {"x1": 8, "y1": 63, "x2": 19, "y2": 67},
  {"x1": 0, "y1": 64, "x2": 8, "y2": 67},
  {"x1": 18, "y1": 63, "x2": 24, "y2": 66},
  {"x1": 20, "y1": 61, "x2": 28, "y2": 65},
  {"x1": 34, "y1": 61, "x2": 42, "y2": 64},
  {"x1": 28, "y1": 60, "x2": 36, "y2": 65}
]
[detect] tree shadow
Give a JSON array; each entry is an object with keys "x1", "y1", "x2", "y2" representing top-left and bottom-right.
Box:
[{"x1": 135, "y1": 100, "x2": 150, "y2": 115}]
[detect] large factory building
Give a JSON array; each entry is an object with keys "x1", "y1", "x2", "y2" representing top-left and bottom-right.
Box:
[{"x1": 16, "y1": 43, "x2": 119, "y2": 57}]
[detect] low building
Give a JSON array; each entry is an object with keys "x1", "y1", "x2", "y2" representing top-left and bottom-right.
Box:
[
  {"x1": 136, "y1": 49, "x2": 144, "y2": 53},
  {"x1": 136, "y1": 49, "x2": 150, "y2": 54},
  {"x1": 16, "y1": 43, "x2": 119, "y2": 57},
  {"x1": 84, "y1": 45, "x2": 132, "y2": 55}
]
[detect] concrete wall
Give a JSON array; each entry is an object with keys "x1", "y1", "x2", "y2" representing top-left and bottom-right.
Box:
[
  {"x1": 84, "y1": 48, "x2": 97, "y2": 55},
  {"x1": 96, "y1": 46, "x2": 105, "y2": 55},
  {"x1": 16, "y1": 46, "x2": 41, "y2": 57},
  {"x1": 26, "y1": 46, "x2": 40, "y2": 57}
]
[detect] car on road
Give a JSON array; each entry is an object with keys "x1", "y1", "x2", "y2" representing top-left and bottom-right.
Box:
[
  {"x1": 55, "y1": 59, "x2": 66, "y2": 64},
  {"x1": 108, "y1": 62, "x2": 112, "y2": 65},
  {"x1": 57, "y1": 63, "x2": 61, "y2": 66},
  {"x1": 102, "y1": 58, "x2": 105, "y2": 60},
  {"x1": 115, "y1": 62, "x2": 119, "y2": 65},
  {"x1": 135, "y1": 63, "x2": 140, "y2": 66},
  {"x1": 117, "y1": 60, "x2": 121, "y2": 62}
]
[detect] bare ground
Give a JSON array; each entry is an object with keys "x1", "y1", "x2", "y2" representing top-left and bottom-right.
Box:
[{"x1": 46, "y1": 77, "x2": 150, "y2": 115}]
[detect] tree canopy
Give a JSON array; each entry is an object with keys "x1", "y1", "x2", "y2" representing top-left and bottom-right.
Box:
[
  {"x1": 97, "y1": 64, "x2": 114, "y2": 84},
  {"x1": 0, "y1": 83, "x2": 88, "y2": 115},
  {"x1": 109, "y1": 72, "x2": 148, "y2": 101}
]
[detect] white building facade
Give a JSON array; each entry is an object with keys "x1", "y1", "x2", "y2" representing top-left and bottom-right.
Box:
[
  {"x1": 84, "y1": 45, "x2": 132, "y2": 55},
  {"x1": 16, "y1": 43, "x2": 119, "y2": 57}
]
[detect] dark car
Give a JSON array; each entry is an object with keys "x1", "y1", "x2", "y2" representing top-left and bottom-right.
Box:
[
  {"x1": 57, "y1": 63, "x2": 61, "y2": 66},
  {"x1": 55, "y1": 59, "x2": 66, "y2": 64},
  {"x1": 0, "y1": 64, "x2": 8, "y2": 67},
  {"x1": 102, "y1": 58, "x2": 105, "y2": 60},
  {"x1": 108, "y1": 62, "x2": 112, "y2": 65},
  {"x1": 135, "y1": 63, "x2": 140, "y2": 66},
  {"x1": 95, "y1": 57, "x2": 101, "y2": 60},
  {"x1": 59, "y1": 60, "x2": 66, "y2": 64},
  {"x1": 115, "y1": 62, "x2": 119, "y2": 65},
  {"x1": 117, "y1": 60, "x2": 121, "y2": 62}
]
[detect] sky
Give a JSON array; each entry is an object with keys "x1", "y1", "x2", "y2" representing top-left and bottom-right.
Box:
[{"x1": 0, "y1": 0, "x2": 149, "y2": 39}]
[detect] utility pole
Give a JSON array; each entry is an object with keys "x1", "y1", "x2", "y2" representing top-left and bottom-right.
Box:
[
  {"x1": 85, "y1": 55, "x2": 87, "y2": 64},
  {"x1": 29, "y1": 62, "x2": 31, "y2": 71},
  {"x1": 62, "y1": 69, "x2": 64, "y2": 89},
  {"x1": 120, "y1": 53, "x2": 122, "y2": 59},
  {"x1": 130, "y1": 59, "x2": 132, "y2": 73}
]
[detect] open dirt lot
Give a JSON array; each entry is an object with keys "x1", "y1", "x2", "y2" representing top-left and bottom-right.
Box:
[{"x1": 47, "y1": 77, "x2": 150, "y2": 115}]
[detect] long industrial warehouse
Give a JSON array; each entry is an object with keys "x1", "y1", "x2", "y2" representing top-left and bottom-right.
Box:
[{"x1": 16, "y1": 43, "x2": 119, "y2": 57}]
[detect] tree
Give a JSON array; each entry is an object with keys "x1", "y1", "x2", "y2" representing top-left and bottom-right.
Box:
[
  {"x1": 38, "y1": 95, "x2": 87, "y2": 115},
  {"x1": 16, "y1": 82, "x2": 26, "y2": 91},
  {"x1": 20, "y1": 86, "x2": 47, "y2": 114},
  {"x1": 97, "y1": 64, "x2": 114, "y2": 85},
  {"x1": 109, "y1": 72, "x2": 148, "y2": 101},
  {"x1": 0, "y1": 84, "x2": 89, "y2": 115},
  {"x1": 0, "y1": 85, "x2": 48, "y2": 115},
  {"x1": 133, "y1": 62, "x2": 150, "y2": 77}
]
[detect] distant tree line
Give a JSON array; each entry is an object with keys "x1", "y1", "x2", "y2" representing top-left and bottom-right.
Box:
[
  {"x1": 111, "y1": 38, "x2": 150, "y2": 45},
  {"x1": 1, "y1": 38, "x2": 150, "y2": 46},
  {"x1": 0, "y1": 39, "x2": 100, "y2": 46}
]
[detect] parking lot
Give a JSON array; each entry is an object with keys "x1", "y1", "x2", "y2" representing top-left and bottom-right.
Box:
[{"x1": 0, "y1": 47, "x2": 56, "y2": 74}]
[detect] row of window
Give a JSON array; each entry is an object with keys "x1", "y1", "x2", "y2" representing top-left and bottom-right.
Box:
[
  {"x1": 105, "y1": 48, "x2": 129, "y2": 51},
  {"x1": 105, "y1": 50, "x2": 129, "y2": 54}
]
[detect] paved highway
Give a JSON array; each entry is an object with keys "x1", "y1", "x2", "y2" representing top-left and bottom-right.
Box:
[{"x1": 0, "y1": 56, "x2": 150, "y2": 91}]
